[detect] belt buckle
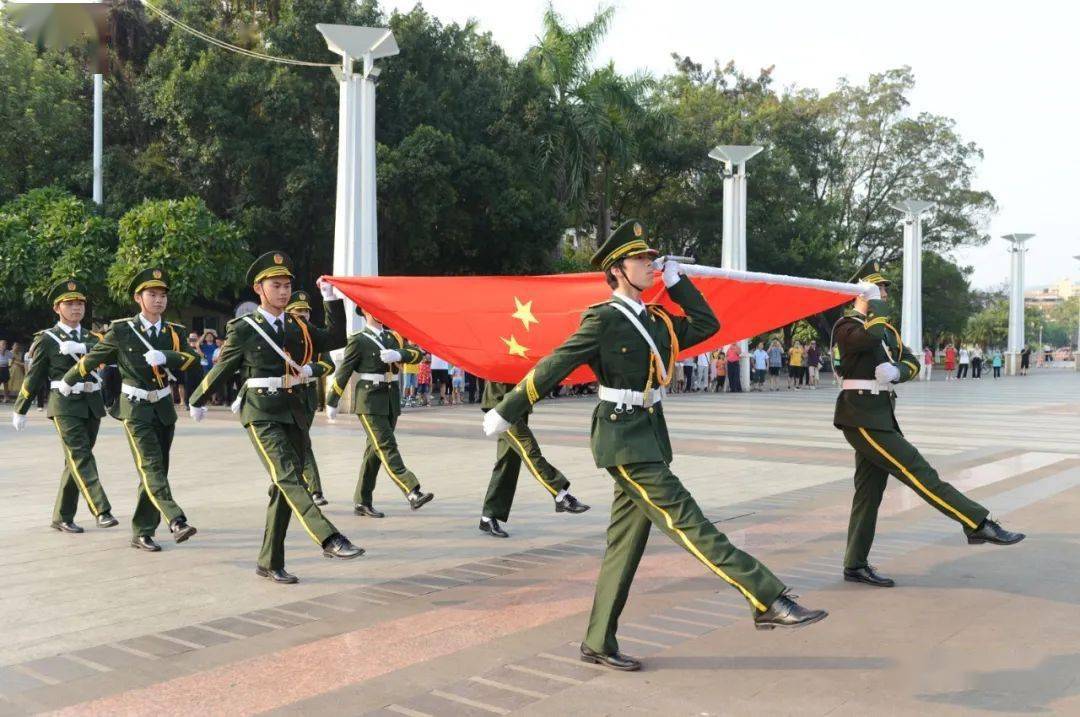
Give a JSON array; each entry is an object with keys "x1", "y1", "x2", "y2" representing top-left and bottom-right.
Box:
[{"x1": 385, "y1": 372, "x2": 393, "y2": 382}]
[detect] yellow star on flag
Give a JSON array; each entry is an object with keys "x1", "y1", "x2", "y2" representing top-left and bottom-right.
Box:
[
  {"x1": 511, "y1": 297, "x2": 539, "y2": 331},
  {"x1": 501, "y1": 334, "x2": 529, "y2": 358}
]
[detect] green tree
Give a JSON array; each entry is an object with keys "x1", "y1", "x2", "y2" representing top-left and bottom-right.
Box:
[
  {"x1": 109, "y1": 197, "x2": 249, "y2": 310},
  {"x1": 0, "y1": 187, "x2": 117, "y2": 331},
  {"x1": 0, "y1": 21, "x2": 91, "y2": 201}
]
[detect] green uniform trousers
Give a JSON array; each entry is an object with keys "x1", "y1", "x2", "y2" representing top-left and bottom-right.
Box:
[
  {"x1": 51, "y1": 415, "x2": 112, "y2": 523},
  {"x1": 585, "y1": 462, "x2": 787, "y2": 655},
  {"x1": 301, "y1": 431, "x2": 323, "y2": 496},
  {"x1": 841, "y1": 426, "x2": 990, "y2": 569},
  {"x1": 482, "y1": 417, "x2": 570, "y2": 522},
  {"x1": 355, "y1": 413, "x2": 420, "y2": 505},
  {"x1": 121, "y1": 417, "x2": 185, "y2": 538},
  {"x1": 247, "y1": 421, "x2": 338, "y2": 570}
]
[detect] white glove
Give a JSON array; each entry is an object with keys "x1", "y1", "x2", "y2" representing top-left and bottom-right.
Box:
[
  {"x1": 12, "y1": 413, "x2": 27, "y2": 431},
  {"x1": 661, "y1": 260, "x2": 684, "y2": 288},
  {"x1": 857, "y1": 282, "x2": 881, "y2": 301},
  {"x1": 299, "y1": 364, "x2": 314, "y2": 379},
  {"x1": 316, "y1": 277, "x2": 341, "y2": 301},
  {"x1": 379, "y1": 349, "x2": 402, "y2": 363},
  {"x1": 143, "y1": 349, "x2": 167, "y2": 367},
  {"x1": 326, "y1": 405, "x2": 339, "y2": 421},
  {"x1": 58, "y1": 341, "x2": 87, "y2": 356},
  {"x1": 56, "y1": 381, "x2": 73, "y2": 397},
  {"x1": 874, "y1": 362, "x2": 900, "y2": 384},
  {"x1": 189, "y1": 405, "x2": 207, "y2": 422},
  {"x1": 483, "y1": 409, "x2": 511, "y2": 437}
]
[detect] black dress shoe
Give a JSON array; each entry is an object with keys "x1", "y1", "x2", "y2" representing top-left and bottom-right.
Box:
[
  {"x1": 130, "y1": 536, "x2": 162, "y2": 552},
  {"x1": 754, "y1": 593, "x2": 829, "y2": 630},
  {"x1": 354, "y1": 503, "x2": 385, "y2": 518},
  {"x1": 255, "y1": 566, "x2": 299, "y2": 584},
  {"x1": 51, "y1": 521, "x2": 84, "y2": 534},
  {"x1": 322, "y1": 534, "x2": 365, "y2": 559},
  {"x1": 966, "y1": 518, "x2": 1025, "y2": 545},
  {"x1": 312, "y1": 492, "x2": 328, "y2": 507},
  {"x1": 479, "y1": 518, "x2": 509, "y2": 538},
  {"x1": 96, "y1": 512, "x2": 119, "y2": 528},
  {"x1": 407, "y1": 488, "x2": 434, "y2": 511},
  {"x1": 555, "y1": 493, "x2": 590, "y2": 514},
  {"x1": 579, "y1": 643, "x2": 641, "y2": 671},
  {"x1": 843, "y1": 565, "x2": 895, "y2": 587},
  {"x1": 169, "y1": 519, "x2": 197, "y2": 543}
]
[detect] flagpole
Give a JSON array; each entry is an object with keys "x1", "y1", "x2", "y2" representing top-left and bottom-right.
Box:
[{"x1": 671, "y1": 263, "x2": 865, "y2": 298}]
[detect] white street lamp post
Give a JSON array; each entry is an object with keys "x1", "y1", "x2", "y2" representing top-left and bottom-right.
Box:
[
  {"x1": 890, "y1": 200, "x2": 935, "y2": 357},
  {"x1": 316, "y1": 24, "x2": 398, "y2": 333},
  {"x1": 709, "y1": 144, "x2": 763, "y2": 391},
  {"x1": 92, "y1": 71, "x2": 102, "y2": 204},
  {"x1": 1003, "y1": 233, "x2": 1034, "y2": 375}
]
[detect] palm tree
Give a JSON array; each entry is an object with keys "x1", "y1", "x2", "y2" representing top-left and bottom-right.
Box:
[{"x1": 530, "y1": 4, "x2": 663, "y2": 241}]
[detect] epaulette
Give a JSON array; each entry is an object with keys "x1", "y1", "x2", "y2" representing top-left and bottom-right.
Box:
[
  {"x1": 226, "y1": 314, "x2": 249, "y2": 328},
  {"x1": 586, "y1": 299, "x2": 616, "y2": 309},
  {"x1": 33, "y1": 329, "x2": 46, "y2": 336}
]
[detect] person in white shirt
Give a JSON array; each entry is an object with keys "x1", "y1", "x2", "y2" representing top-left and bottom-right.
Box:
[
  {"x1": 430, "y1": 354, "x2": 450, "y2": 405},
  {"x1": 751, "y1": 342, "x2": 769, "y2": 392},
  {"x1": 957, "y1": 346, "x2": 970, "y2": 380}
]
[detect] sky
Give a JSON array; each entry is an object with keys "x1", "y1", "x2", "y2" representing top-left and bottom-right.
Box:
[{"x1": 383, "y1": 0, "x2": 1078, "y2": 290}]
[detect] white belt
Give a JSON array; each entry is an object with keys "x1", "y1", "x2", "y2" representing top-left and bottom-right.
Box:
[
  {"x1": 841, "y1": 379, "x2": 894, "y2": 395},
  {"x1": 358, "y1": 372, "x2": 397, "y2": 384},
  {"x1": 598, "y1": 385, "x2": 664, "y2": 411},
  {"x1": 242, "y1": 375, "x2": 317, "y2": 392},
  {"x1": 121, "y1": 384, "x2": 170, "y2": 403},
  {"x1": 51, "y1": 380, "x2": 100, "y2": 394}
]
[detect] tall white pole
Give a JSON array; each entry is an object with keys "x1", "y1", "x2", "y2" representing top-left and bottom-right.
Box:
[
  {"x1": 709, "y1": 145, "x2": 762, "y2": 391},
  {"x1": 92, "y1": 73, "x2": 103, "y2": 205},
  {"x1": 891, "y1": 200, "x2": 934, "y2": 356},
  {"x1": 359, "y1": 53, "x2": 379, "y2": 278},
  {"x1": 318, "y1": 24, "x2": 397, "y2": 336},
  {"x1": 1003, "y1": 234, "x2": 1034, "y2": 375},
  {"x1": 1074, "y1": 256, "x2": 1080, "y2": 371}
]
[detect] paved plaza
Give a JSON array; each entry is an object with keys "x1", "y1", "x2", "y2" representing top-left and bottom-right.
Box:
[{"x1": 1, "y1": 368, "x2": 1078, "y2": 716}]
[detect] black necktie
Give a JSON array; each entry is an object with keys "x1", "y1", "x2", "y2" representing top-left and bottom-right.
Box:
[{"x1": 273, "y1": 319, "x2": 284, "y2": 342}]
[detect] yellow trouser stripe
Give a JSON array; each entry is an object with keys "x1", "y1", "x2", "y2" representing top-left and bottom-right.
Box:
[
  {"x1": 247, "y1": 424, "x2": 320, "y2": 544},
  {"x1": 122, "y1": 421, "x2": 167, "y2": 520},
  {"x1": 856, "y1": 427, "x2": 977, "y2": 529},
  {"x1": 53, "y1": 419, "x2": 100, "y2": 516},
  {"x1": 359, "y1": 414, "x2": 409, "y2": 493},
  {"x1": 505, "y1": 428, "x2": 557, "y2": 496},
  {"x1": 616, "y1": 466, "x2": 766, "y2": 612}
]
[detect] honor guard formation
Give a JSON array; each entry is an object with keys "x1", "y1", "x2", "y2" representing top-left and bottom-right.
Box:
[{"x1": 8, "y1": 223, "x2": 1027, "y2": 672}]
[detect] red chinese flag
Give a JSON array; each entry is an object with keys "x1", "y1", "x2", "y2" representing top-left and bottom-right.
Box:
[{"x1": 324, "y1": 270, "x2": 858, "y2": 384}]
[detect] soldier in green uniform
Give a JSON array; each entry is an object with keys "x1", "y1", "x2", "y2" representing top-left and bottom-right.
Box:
[
  {"x1": 832, "y1": 262, "x2": 1024, "y2": 588},
  {"x1": 326, "y1": 307, "x2": 434, "y2": 516},
  {"x1": 62, "y1": 269, "x2": 199, "y2": 551},
  {"x1": 484, "y1": 220, "x2": 827, "y2": 671},
  {"x1": 478, "y1": 380, "x2": 589, "y2": 538},
  {"x1": 285, "y1": 290, "x2": 333, "y2": 506},
  {"x1": 190, "y1": 252, "x2": 363, "y2": 583},
  {"x1": 11, "y1": 279, "x2": 118, "y2": 533}
]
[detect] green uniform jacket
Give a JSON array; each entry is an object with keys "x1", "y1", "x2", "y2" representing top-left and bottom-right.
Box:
[
  {"x1": 326, "y1": 327, "x2": 422, "y2": 417},
  {"x1": 494, "y1": 278, "x2": 719, "y2": 468},
  {"x1": 832, "y1": 308, "x2": 921, "y2": 431},
  {"x1": 190, "y1": 301, "x2": 346, "y2": 426},
  {"x1": 302, "y1": 352, "x2": 335, "y2": 425},
  {"x1": 481, "y1": 381, "x2": 516, "y2": 412},
  {"x1": 63, "y1": 317, "x2": 197, "y2": 425},
  {"x1": 14, "y1": 326, "x2": 107, "y2": 419}
]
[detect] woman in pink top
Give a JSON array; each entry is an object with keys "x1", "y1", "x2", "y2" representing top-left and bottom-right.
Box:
[
  {"x1": 725, "y1": 344, "x2": 742, "y2": 393},
  {"x1": 922, "y1": 346, "x2": 933, "y2": 381}
]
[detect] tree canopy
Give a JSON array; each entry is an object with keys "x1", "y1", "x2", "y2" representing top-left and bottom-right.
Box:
[{"x1": 0, "y1": 1, "x2": 998, "y2": 344}]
